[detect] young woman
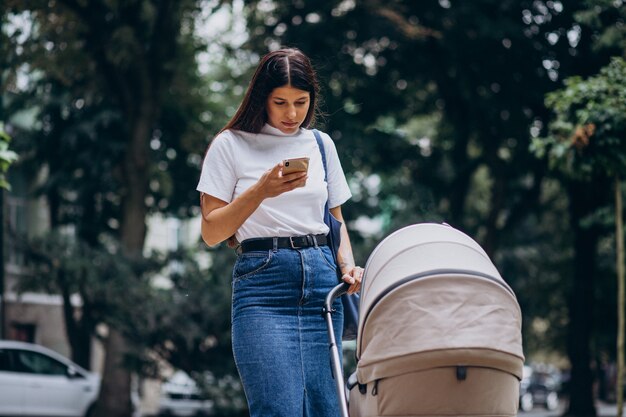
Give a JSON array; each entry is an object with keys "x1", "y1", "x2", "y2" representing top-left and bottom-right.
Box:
[{"x1": 197, "y1": 48, "x2": 362, "y2": 417}]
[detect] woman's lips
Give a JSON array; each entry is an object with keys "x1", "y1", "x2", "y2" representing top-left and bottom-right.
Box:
[{"x1": 282, "y1": 121, "x2": 298, "y2": 128}]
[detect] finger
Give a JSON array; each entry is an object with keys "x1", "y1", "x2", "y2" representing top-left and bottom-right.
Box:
[
  {"x1": 261, "y1": 164, "x2": 282, "y2": 182},
  {"x1": 275, "y1": 179, "x2": 307, "y2": 195},
  {"x1": 270, "y1": 162, "x2": 284, "y2": 178},
  {"x1": 296, "y1": 176, "x2": 308, "y2": 188},
  {"x1": 348, "y1": 268, "x2": 363, "y2": 294},
  {"x1": 284, "y1": 175, "x2": 308, "y2": 189},
  {"x1": 355, "y1": 267, "x2": 364, "y2": 282},
  {"x1": 342, "y1": 274, "x2": 356, "y2": 294},
  {"x1": 282, "y1": 171, "x2": 308, "y2": 181}
]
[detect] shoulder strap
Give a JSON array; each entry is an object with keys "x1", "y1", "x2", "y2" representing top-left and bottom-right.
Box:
[
  {"x1": 312, "y1": 129, "x2": 328, "y2": 182},
  {"x1": 313, "y1": 129, "x2": 332, "y2": 214}
]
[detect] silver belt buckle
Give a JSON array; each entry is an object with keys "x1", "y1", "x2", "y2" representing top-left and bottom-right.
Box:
[{"x1": 289, "y1": 236, "x2": 302, "y2": 249}]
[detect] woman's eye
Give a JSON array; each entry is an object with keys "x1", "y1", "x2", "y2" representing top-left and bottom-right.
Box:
[{"x1": 274, "y1": 101, "x2": 285, "y2": 105}]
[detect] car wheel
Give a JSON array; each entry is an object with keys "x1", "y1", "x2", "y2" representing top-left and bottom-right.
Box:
[
  {"x1": 545, "y1": 392, "x2": 559, "y2": 411},
  {"x1": 520, "y1": 392, "x2": 534, "y2": 412}
]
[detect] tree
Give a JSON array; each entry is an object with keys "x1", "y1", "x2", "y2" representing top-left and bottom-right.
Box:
[
  {"x1": 0, "y1": 125, "x2": 17, "y2": 340},
  {"x1": 240, "y1": 0, "x2": 605, "y2": 335},
  {"x1": 533, "y1": 57, "x2": 626, "y2": 416},
  {"x1": 147, "y1": 246, "x2": 247, "y2": 416},
  {"x1": 238, "y1": 2, "x2": 626, "y2": 414},
  {"x1": 237, "y1": 1, "x2": 619, "y2": 280},
  {"x1": 2, "y1": 1, "x2": 233, "y2": 416}
]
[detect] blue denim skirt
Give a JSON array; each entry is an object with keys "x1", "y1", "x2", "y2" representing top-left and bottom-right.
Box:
[{"x1": 231, "y1": 245, "x2": 343, "y2": 417}]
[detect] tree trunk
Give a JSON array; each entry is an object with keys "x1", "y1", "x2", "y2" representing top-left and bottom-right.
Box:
[
  {"x1": 426, "y1": 36, "x2": 473, "y2": 229},
  {"x1": 616, "y1": 175, "x2": 624, "y2": 417},
  {"x1": 119, "y1": 114, "x2": 150, "y2": 256},
  {"x1": 92, "y1": 110, "x2": 153, "y2": 417},
  {"x1": 93, "y1": 328, "x2": 133, "y2": 417},
  {"x1": 483, "y1": 174, "x2": 505, "y2": 258},
  {"x1": 59, "y1": 270, "x2": 92, "y2": 369},
  {"x1": 565, "y1": 181, "x2": 601, "y2": 417},
  {"x1": 445, "y1": 110, "x2": 472, "y2": 228}
]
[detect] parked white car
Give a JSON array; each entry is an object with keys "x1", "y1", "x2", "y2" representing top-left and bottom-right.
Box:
[
  {"x1": 158, "y1": 371, "x2": 213, "y2": 417},
  {"x1": 0, "y1": 340, "x2": 100, "y2": 417}
]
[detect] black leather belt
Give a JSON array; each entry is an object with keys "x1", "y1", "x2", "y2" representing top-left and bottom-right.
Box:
[{"x1": 240, "y1": 234, "x2": 328, "y2": 252}]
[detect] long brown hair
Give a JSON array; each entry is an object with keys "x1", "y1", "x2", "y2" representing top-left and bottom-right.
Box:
[{"x1": 221, "y1": 48, "x2": 321, "y2": 133}]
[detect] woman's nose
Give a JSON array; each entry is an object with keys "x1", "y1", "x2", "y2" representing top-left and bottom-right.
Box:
[{"x1": 286, "y1": 104, "x2": 297, "y2": 119}]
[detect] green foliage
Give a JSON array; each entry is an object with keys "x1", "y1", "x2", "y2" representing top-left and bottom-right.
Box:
[
  {"x1": 239, "y1": 1, "x2": 613, "y2": 362},
  {"x1": 152, "y1": 246, "x2": 247, "y2": 415},
  {"x1": 18, "y1": 231, "x2": 160, "y2": 327},
  {"x1": 575, "y1": 0, "x2": 626, "y2": 54},
  {"x1": 17, "y1": 230, "x2": 248, "y2": 413},
  {"x1": 4, "y1": 1, "x2": 220, "y2": 221},
  {"x1": 530, "y1": 48, "x2": 626, "y2": 412},
  {"x1": 533, "y1": 57, "x2": 626, "y2": 179},
  {"x1": 130, "y1": 245, "x2": 246, "y2": 415},
  {"x1": 496, "y1": 179, "x2": 572, "y2": 354},
  {"x1": 4, "y1": 0, "x2": 626, "y2": 412},
  {"x1": 0, "y1": 124, "x2": 17, "y2": 190},
  {"x1": 2, "y1": 1, "x2": 249, "y2": 413},
  {"x1": 240, "y1": 0, "x2": 593, "y2": 247}
]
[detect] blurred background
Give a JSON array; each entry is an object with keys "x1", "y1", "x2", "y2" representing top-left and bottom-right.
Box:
[{"x1": 1, "y1": 0, "x2": 626, "y2": 416}]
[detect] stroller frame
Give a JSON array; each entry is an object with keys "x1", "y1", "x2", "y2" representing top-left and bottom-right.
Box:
[{"x1": 324, "y1": 282, "x2": 352, "y2": 417}]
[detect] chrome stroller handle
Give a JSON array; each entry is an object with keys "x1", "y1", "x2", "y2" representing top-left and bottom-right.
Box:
[
  {"x1": 324, "y1": 281, "x2": 351, "y2": 311},
  {"x1": 323, "y1": 282, "x2": 351, "y2": 417}
]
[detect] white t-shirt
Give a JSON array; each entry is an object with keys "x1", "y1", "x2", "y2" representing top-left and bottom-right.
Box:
[{"x1": 197, "y1": 123, "x2": 352, "y2": 243}]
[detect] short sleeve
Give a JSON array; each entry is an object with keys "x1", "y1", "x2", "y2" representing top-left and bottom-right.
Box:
[
  {"x1": 196, "y1": 131, "x2": 237, "y2": 203},
  {"x1": 321, "y1": 132, "x2": 352, "y2": 208}
]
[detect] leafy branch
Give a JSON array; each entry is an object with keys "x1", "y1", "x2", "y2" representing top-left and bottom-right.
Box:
[{"x1": 0, "y1": 124, "x2": 17, "y2": 190}]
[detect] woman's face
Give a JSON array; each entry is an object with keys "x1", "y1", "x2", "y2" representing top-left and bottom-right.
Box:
[{"x1": 266, "y1": 85, "x2": 311, "y2": 134}]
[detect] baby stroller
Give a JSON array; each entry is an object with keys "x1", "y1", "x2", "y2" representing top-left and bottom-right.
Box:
[{"x1": 324, "y1": 223, "x2": 524, "y2": 417}]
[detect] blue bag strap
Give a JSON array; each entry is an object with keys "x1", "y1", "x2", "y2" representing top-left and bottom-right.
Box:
[
  {"x1": 312, "y1": 129, "x2": 328, "y2": 182},
  {"x1": 313, "y1": 129, "x2": 341, "y2": 265},
  {"x1": 312, "y1": 129, "x2": 331, "y2": 215}
]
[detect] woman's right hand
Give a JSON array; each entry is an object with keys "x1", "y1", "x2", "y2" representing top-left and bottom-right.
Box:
[
  {"x1": 254, "y1": 162, "x2": 308, "y2": 199},
  {"x1": 200, "y1": 162, "x2": 307, "y2": 247}
]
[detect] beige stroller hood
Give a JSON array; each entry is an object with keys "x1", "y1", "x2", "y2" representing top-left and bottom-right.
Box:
[{"x1": 349, "y1": 223, "x2": 524, "y2": 417}]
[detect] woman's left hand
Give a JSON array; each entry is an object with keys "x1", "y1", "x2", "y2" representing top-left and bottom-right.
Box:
[{"x1": 341, "y1": 266, "x2": 363, "y2": 294}]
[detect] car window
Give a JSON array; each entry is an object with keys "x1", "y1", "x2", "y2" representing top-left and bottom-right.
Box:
[
  {"x1": 13, "y1": 350, "x2": 68, "y2": 376},
  {"x1": 0, "y1": 349, "x2": 12, "y2": 371}
]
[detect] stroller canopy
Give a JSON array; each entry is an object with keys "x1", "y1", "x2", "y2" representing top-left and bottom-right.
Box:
[{"x1": 356, "y1": 223, "x2": 524, "y2": 385}]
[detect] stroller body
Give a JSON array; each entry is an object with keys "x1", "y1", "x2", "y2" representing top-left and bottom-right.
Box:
[{"x1": 326, "y1": 223, "x2": 524, "y2": 417}]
